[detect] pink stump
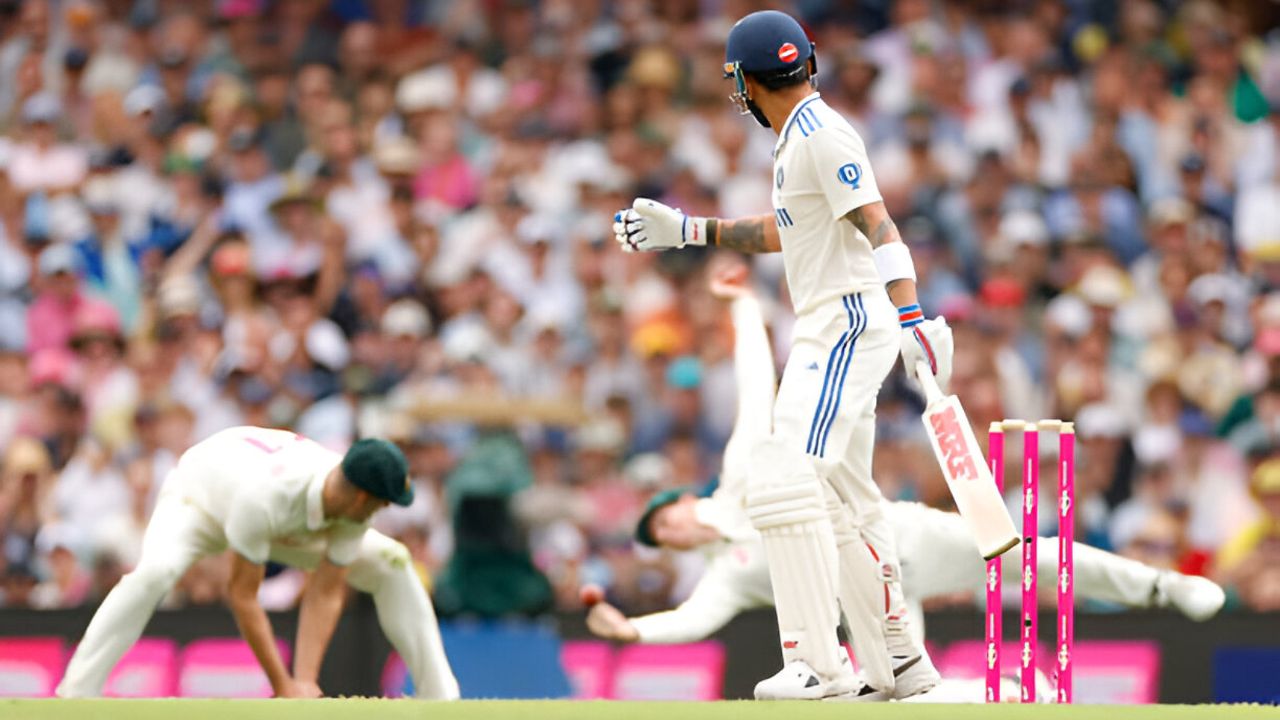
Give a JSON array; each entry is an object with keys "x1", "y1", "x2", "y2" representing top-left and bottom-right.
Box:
[
  {"x1": 1020, "y1": 424, "x2": 1038, "y2": 703},
  {"x1": 985, "y1": 424, "x2": 1004, "y2": 703},
  {"x1": 1058, "y1": 427, "x2": 1076, "y2": 703}
]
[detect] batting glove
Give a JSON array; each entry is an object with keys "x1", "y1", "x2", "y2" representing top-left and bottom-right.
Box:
[
  {"x1": 898, "y1": 307, "x2": 953, "y2": 394},
  {"x1": 613, "y1": 198, "x2": 709, "y2": 253}
]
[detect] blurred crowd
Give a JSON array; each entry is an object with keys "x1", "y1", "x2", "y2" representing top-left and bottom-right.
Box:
[{"x1": 2, "y1": 0, "x2": 1280, "y2": 619}]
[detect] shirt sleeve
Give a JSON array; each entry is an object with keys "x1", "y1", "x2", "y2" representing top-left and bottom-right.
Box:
[
  {"x1": 629, "y1": 550, "x2": 762, "y2": 644},
  {"x1": 224, "y1": 490, "x2": 273, "y2": 565},
  {"x1": 802, "y1": 126, "x2": 883, "y2": 220},
  {"x1": 325, "y1": 522, "x2": 366, "y2": 567}
]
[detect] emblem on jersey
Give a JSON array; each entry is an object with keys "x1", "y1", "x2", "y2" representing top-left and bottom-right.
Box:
[
  {"x1": 774, "y1": 207, "x2": 794, "y2": 227},
  {"x1": 775, "y1": 167, "x2": 784, "y2": 188},
  {"x1": 837, "y1": 162, "x2": 862, "y2": 189},
  {"x1": 778, "y1": 43, "x2": 799, "y2": 63}
]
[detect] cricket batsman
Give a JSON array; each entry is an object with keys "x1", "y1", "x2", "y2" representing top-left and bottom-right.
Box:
[
  {"x1": 56, "y1": 429, "x2": 459, "y2": 699},
  {"x1": 614, "y1": 10, "x2": 951, "y2": 699},
  {"x1": 585, "y1": 266, "x2": 1226, "y2": 693}
]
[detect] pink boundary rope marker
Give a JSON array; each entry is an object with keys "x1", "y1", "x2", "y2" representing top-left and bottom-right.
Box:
[
  {"x1": 1021, "y1": 422, "x2": 1038, "y2": 703},
  {"x1": 985, "y1": 423, "x2": 1004, "y2": 703},
  {"x1": 1058, "y1": 424, "x2": 1076, "y2": 703}
]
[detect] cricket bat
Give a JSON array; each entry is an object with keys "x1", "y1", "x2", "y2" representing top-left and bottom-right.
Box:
[{"x1": 915, "y1": 361, "x2": 1020, "y2": 560}]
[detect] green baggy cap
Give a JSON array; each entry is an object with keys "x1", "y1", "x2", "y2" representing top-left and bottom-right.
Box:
[
  {"x1": 342, "y1": 438, "x2": 414, "y2": 506},
  {"x1": 634, "y1": 487, "x2": 686, "y2": 548}
]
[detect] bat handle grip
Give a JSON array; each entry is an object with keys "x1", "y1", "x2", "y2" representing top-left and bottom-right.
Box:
[{"x1": 915, "y1": 360, "x2": 944, "y2": 404}]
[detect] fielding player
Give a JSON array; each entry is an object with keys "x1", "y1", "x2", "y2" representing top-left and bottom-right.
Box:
[
  {"x1": 615, "y1": 10, "x2": 951, "y2": 699},
  {"x1": 56, "y1": 429, "x2": 459, "y2": 700},
  {"x1": 586, "y1": 268, "x2": 1226, "y2": 689}
]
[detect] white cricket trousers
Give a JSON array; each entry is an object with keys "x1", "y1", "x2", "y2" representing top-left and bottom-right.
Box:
[
  {"x1": 56, "y1": 480, "x2": 458, "y2": 699},
  {"x1": 774, "y1": 289, "x2": 914, "y2": 640}
]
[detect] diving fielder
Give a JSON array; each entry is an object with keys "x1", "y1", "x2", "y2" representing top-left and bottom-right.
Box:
[
  {"x1": 614, "y1": 10, "x2": 952, "y2": 700},
  {"x1": 57, "y1": 429, "x2": 459, "y2": 699},
  {"x1": 586, "y1": 269, "x2": 1225, "y2": 693}
]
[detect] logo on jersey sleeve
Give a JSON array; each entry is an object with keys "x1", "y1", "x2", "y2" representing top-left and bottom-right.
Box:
[
  {"x1": 775, "y1": 167, "x2": 784, "y2": 188},
  {"x1": 774, "y1": 207, "x2": 794, "y2": 227},
  {"x1": 837, "y1": 163, "x2": 862, "y2": 189},
  {"x1": 778, "y1": 43, "x2": 799, "y2": 63}
]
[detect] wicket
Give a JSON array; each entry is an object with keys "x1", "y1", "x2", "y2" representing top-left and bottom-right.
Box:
[{"x1": 985, "y1": 420, "x2": 1075, "y2": 704}]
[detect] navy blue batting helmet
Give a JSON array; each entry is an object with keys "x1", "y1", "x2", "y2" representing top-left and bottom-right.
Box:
[
  {"x1": 723, "y1": 11, "x2": 815, "y2": 126},
  {"x1": 724, "y1": 10, "x2": 814, "y2": 76}
]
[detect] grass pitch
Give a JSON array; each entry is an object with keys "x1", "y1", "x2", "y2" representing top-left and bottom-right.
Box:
[{"x1": 4, "y1": 700, "x2": 1277, "y2": 720}]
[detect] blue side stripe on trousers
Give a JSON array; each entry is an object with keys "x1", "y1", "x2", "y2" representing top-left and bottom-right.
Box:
[
  {"x1": 815, "y1": 293, "x2": 866, "y2": 455},
  {"x1": 805, "y1": 294, "x2": 864, "y2": 456}
]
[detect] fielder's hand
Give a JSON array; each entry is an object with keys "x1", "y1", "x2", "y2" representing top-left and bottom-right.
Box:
[
  {"x1": 275, "y1": 679, "x2": 323, "y2": 698},
  {"x1": 613, "y1": 198, "x2": 709, "y2": 253},
  {"x1": 899, "y1": 314, "x2": 953, "y2": 394},
  {"x1": 708, "y1": 255, "x2": 750, "y2": 300},
  {"x1": 586, "y1": 601, "x2": 640, "y2": 642}
]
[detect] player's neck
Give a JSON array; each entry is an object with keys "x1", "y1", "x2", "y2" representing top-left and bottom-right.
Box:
[
  {"x1": 761, "y1": 85, "x2": 818, "y2": 136},
  {"x1": 320, "y1": 469, "x2": 344, "y2": 520}
]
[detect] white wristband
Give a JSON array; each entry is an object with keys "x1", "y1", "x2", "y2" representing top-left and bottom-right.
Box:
[
  {"x1": 684, "y1": 215, "x2": 709, "y2": 247},
  {"x1": 872, "y1": 242, "x2": 917, "y2": 284}
]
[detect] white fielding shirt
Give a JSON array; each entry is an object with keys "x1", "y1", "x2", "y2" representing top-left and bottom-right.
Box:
[
  {"x1": 170, "y1": 426, "x2": 364, "y2": 566},
  {"x1": 771, "y1": 92, "x2": 884, "y2": 316}
]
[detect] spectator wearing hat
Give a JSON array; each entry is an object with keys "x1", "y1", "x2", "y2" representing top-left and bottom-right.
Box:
[
  {"x1": 1216, "y1": 451, "x2": 1280, "y2": 611},
  {"x1": 221, "y1": 124, "x2": 286, "y2": 256},
  {"x1": 378, "y1": 298, "x2": 432, "y2": 387},
  {"x1": 6, "y1": 92, "x2": 88, "y2": 194},
  {"x1": 25, "y1": 243, "x2": 113, "y2": 355},
  {"x1": 29, "y1": 522, "x2": 92, "y2": 609},
  {"x1": 73, "y1": 177, "x2": 152, "y2": 331},
  {"x1": 0, "y1": 438, "x2": 58, "y2": 581},
  {"x1": 411, "y1": 109, "x2": 480, "y2": 213},
  {"x1": 142, "y1": 152, "x2": 218, "y2": 258},
  {"x1": 68, "y1": 302, "x2": 137, "y2": 433},
  {"x1": 256, "y1": 176, "x2": 329, "y2": 281}
]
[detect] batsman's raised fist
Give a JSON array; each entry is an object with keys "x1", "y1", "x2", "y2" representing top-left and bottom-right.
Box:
[{"x1": 613, "y1": 198, "x2": 709, "y2": 253}]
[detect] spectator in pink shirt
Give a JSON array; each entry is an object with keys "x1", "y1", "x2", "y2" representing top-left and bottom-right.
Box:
[
  {"x1": 25, "y1": 244, "x2": 111, "y2": 356},
  {"x1": 412, "y1": 112, "x2": 478, "y2": 211}
]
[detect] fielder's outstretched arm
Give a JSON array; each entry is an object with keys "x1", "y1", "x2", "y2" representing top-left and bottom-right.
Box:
[{"x1": 627, "y1": 554, "x2": 766, "y2": 644}]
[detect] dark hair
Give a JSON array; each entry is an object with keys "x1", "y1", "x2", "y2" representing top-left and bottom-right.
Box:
[{"x1": 748, "y1": 63, "x2": 811, "y2": 92}]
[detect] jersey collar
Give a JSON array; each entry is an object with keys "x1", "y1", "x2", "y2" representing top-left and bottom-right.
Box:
[
  {"x1": 305, "y1": 468, "x2": 328, "y2": 531},
  {"x1": 775, "y1": 91, "x2": 823, "y2": 156}
]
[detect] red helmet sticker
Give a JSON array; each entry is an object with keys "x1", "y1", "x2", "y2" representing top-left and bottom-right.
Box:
[{"x1": 778, "y1": 43, "x2": 799, "y2": 63}]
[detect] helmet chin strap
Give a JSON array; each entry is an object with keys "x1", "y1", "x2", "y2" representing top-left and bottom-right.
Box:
[{"x1": 745, "y1": 97, "x2": 771, "y2": 129}]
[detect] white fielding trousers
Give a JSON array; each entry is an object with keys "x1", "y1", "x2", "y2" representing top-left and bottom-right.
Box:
[{"x1": 57, "y1": 479, "x2": 458, "y2": 699}]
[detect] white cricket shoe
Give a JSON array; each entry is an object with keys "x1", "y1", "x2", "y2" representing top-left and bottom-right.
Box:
[
  {"x1": 754, "y1": 659, "x2": 859, "y2": 700},
  {"x1": 826, "y1": 653, "x2": 940, "y2": 702},
  {"x1": 891, "y1": 652, "x2": 941, "y2": 700},
  {"x1": 1156, "y1": 571, "x2": 1225, "y2": 621}
]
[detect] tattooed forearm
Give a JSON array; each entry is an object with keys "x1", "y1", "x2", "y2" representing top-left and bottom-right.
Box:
[
  {"x1": 847, "y1": 203, "x2": 901, "y2": 249},
  {"x1": 709, "y1": 215, "x2": 781, "y2": 253}
]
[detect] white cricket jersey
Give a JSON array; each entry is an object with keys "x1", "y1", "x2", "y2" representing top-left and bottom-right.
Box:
[
  {"x1": 771, "y1": 92, "x2": 884, "y2": 316},
  {"x1": 169, "y1": 426, "x2": 365, "y2": 566}
]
